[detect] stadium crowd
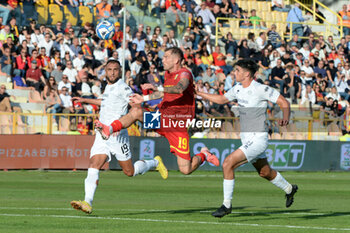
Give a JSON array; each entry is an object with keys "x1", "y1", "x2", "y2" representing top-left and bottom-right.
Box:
[{"x1": 0, "y1": 0, "x2": 350, "y2": 136}]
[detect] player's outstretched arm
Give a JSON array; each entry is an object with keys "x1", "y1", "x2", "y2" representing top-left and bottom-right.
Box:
[
  {"x1": 130, "y1": 92, "x2": 164, "y2": 104},
  {"x1": 276, "y1": 95, "x2": 290, "y2": 126},
  {"x1": 197, "y1": 92, "x2": 230, "y2": 105},
  {"x1": 72, "y1": 97, "x2": 102, "y2": 106}
]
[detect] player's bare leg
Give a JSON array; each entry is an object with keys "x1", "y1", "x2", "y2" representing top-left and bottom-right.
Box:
[
  {"x1": 71, "y1": 154, "x2": 107, "y2": 214},
  {"x1": 176, "y1": 147, "x2": 220, "y2": 175},
  {"x1": 253, "y1": 158, "x2": 298, "y2": 208},
  {"x1": 212, "y1": 149, "x2": 247, "y2": 218},
  {"x1": 95, "y1": 106, "x2": 144, "y2": 140},
  {"x1": 177, "y1": 156, "x2": 202, "y2": 175}
]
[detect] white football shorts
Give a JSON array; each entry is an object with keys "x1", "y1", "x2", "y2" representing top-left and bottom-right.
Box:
[
  {"x1": 90, "y1": 129, "x2": 132, "y2": 162},
  {"x1": 239, "y1": 132, "x2": 268, "y2": 163}
]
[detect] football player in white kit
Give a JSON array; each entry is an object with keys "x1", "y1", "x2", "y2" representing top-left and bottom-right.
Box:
[
  {"x1": 70, "y1": 60, "x2": 168, "y2": 214},
  {"x1": 197, "y1": 59, "x2": 298, "y2": 218}
]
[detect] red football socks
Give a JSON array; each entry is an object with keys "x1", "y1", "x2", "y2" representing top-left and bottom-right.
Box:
[
  {"x1": 110, "y1": 120, "x2": 123, "y2": 132},
  {"x1": 195, "y1": 152, "x2": 206, "y2": 164}
]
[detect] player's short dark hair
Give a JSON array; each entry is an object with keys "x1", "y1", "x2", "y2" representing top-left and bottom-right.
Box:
[
  {"x1": 234, "y1": 59, "x2": 259, "y2": 78},
  {"x1": 106, "y1": 59, "x2": 121, "y2": 67},
  {"x1": 165, "y1": 47, "x2": 184, "y2": 63}
]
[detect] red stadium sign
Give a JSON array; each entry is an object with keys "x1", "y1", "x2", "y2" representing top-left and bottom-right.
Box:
[{"x1": 0, "y1": 135, "x2": 100, "y2": 170}]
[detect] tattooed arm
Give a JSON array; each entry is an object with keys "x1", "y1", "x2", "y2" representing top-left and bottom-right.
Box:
[{"x1": 160, "y1": 77, "x2": 190, "y2": 94}]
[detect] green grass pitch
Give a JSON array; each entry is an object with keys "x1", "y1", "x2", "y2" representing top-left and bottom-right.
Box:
[{"x1": 0, "y1": 170, "x2": 349, "y2": 233}]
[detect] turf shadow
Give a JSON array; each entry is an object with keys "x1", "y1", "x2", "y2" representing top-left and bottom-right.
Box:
[
  {"x1": 297, "y1": 211, "x2": 350, "y2": 220},
  {"x1": 110, "y1": 206, "x2": 251, "y2": 216}
]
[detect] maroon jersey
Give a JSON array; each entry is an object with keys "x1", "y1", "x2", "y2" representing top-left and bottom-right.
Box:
[{"x1": 158, "y1": 67, "x2": 195, "y2": 120}]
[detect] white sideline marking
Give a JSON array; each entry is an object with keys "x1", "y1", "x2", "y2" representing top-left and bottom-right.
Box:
[
  {"x1": 0, "y1": 213, "x2": 349, "y2": 231},
  {"x1": 0, "y1": 207, "x2": 349, "y2": 216}
]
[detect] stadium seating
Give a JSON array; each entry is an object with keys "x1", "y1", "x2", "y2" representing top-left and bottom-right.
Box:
[
  {"x1": 35, "y1": 0, "x2": 49, "y2": 24},
  {"x1": 49, "y1": 4, "x2": 63, "y2": 25},
  {"x1": 0, "y1": 82, "x2": 13, "y2": 90},
  {"x1": 79, "y1": 6, "x2": 93, "y2": 27},
  {"x1": 63, "y1": 5, "x2": 78, "y2": 26},
  {"x1": 0, "y1": 76, "x2": 7, "y2": 82}
]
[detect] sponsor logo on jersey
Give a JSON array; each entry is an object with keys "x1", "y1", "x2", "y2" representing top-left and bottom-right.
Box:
[
  {"x1": 340, "y1": 144, "x2": 350, "y2": 170},
  {"x1": 265, "y1": 142, "x2": 306, "y2": 169}
]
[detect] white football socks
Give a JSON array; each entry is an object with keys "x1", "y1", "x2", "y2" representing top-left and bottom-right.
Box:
[
  {"x1": 133, "y1": 159, "x2": 159, "y2": 176},
  {"x1": 270, "y1": 172, "x2": 293, "y2": 194},
  {"x1": 223, "y1": 179, "x2": 235, "y2": 208},
  {"x1": 84, "y1": 168, "x2": 99, "y2": 206}
]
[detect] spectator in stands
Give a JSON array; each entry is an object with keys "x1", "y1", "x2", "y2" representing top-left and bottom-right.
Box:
[
  {"x1": 0, "y1": 46, "x2": 14, "y2": 77},
  {"x1": 38, "y1": 34, "x2": 54, "y2": 57},
  {"x1": 249, "y1": 9, "x2": 266, "y2": 29},
  {"x1": 221, "y1": 32, "x2": 237, "y2": 58},
  {"x1": 281, "y1": 52, "x2": 295, "y2": 67},
  {"x1": 95, "y1": 0, "x2": 114, "y2": 23},
  {"x1": 45, "y1": 89, "x2": 62, "y2": 124},
  {"x1": 0, "y1": 1, "x2": 12, "y2": 25},
  {"x1": 247, "y1": 32, "x2": 260, "y2": 54},
  {"x1": 287, "y1": 3, "x2": 307, "y2": 39},
  {"x1": 335, "y1": 74, "x2": 350, "y2": 101},
  {"x1": 132, "y1": 32, "x2": 146, "y2": 53},
  {"x1": 201, "y1": 49, "x2": 214, "y2": 70},
  {"x1": 63, "y1": 60, "x2": 79, "y2": 90},
  {"x1": 39, "y1": 47, "x2": 52, "y2": 79},
  {"x1": 320, "y1": 97, "x2": 336, "y2": 124},
  {"x1": 237, "y1": 38, "x2": 251, "y2": 59},
  {"x1": 314, "y1": 84, "x2": 324, "y2": 104},
  {"x1": 202, "y1": 67, "x2": 217, "y2": 87},
  {"x1": 195, "y1": 2, "x2": 216, "y2": 27},
  {"x1": 341, "y1": 63, "x2": 350, "y2": 80},
  {"x1": 130, "y1": 56, "x2": 143, "y2": 79},
  {"x1": 0, "y1": 84, "x2": 11, "y2": 112},
  {"x1": 91, "y1": 79, "x2": 101, "y2": 99},
  {"x1": 42, "y1": 76, "x2": 58, "y2": 100},
  {"x1": 267, "y1": 24, "x2": 282, "y2": 48},
  {"x1": 338, "y1": 4, "x2": 350, "y2": 36},
  {"x1": 76, "y1": 72, "x2": 93, "y2": 98},
  {"x1": 314, "y1": 60, "x2": 327, "y2": 78},
  {"x1": 212, "y1": 45, "x2": 232, "y2": 75},
  {"x1": 73, "y1": 51, "x2": 85, "y2": 71},
  {"x1": 299, "y1": 43, "x2": 311, "y2": 60},
  {"x1": 59, "y1": 86, "x2": 74, "y2": 114},
  {"x1": 58, "y1": 75, "x2": 72, "y2": 95},
  {"x1": 146, "y1": 63, "x2": 160, "y2": 85},
  {"x1": 326, "y1": 60, "x2": 337, "y2": 86},
  {"x1": 93, "y1": 41, "x2": 108, "y2": 64},
  {"x1": 240, "y1": 10, "x2": 251, "y2": 28},
  {"x1": 300, "y1": 84, "x2": 316, "y2": 108},
  {"x1": 53, "y1": 21, "x2": 64, "y2": 35},
  {"x1": 288, "y1": 34, "x2": 301, "y2": 49},
  {"x1": 14, "y1": 49, "x2": 28, "y2": 78},
  {"x1": 258, "y1": 49, "x2": 271, "y2": 82},
  {"x1": 311, "y1": 42, "x2": 326, "y2": 61},
  {"x1": 283, "y1": 66, "x2": 301, "y2": 104},
  {"x1": 51, "y1": 62, "x2": 63, "y2": 83},
  {"x1": 256, "y1": 32, "x2": 267, "y2": 51},
  {"x1": 272, "y1": 0, "x2": 290, "y2": 12},
  {"x1": 270, "y1": 58, "x2": 285, "y2": 94},
  {"x1": 26, "y1": 60, "x2": 46, "y2": 92},
  {"x1": 219, "y1": 0, "x2": 232, "y2": 18},
  {"x1": 325, "y1": 86, "x2": 341, "y2": 101}
]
